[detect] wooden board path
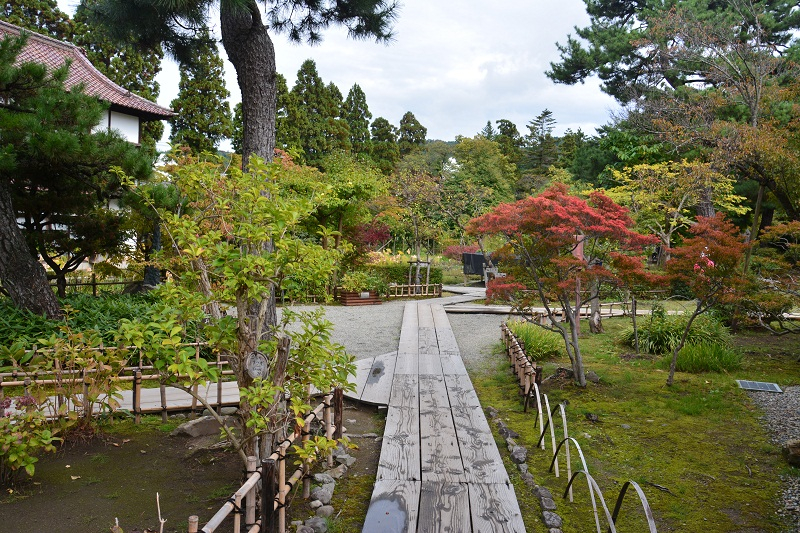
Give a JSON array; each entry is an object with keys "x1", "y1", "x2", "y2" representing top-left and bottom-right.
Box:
[{"x1": 362, "y1": 301, "x2": 526, "y2": 532}]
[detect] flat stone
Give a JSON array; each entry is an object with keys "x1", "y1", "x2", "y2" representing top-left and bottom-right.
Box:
[
  {"x1": 171, "y1": 416, "x2": 222, "y2": 438},
  {"x1": 506, "y1": 438, "x2": 517, "y2": 450},
  {"x1": 297, "y1": 526, "x2": 315, "y2": 533},
  {"x1": 316, "y1": 505, "x2": 335, "y2": 518},
  {"x1": 305, "y1": 517, "x2": 328, "y2": 533},
  {"x1": 326, "y1": 464, "x2": 348, "y2": 479},
  {"x1": 314, "y1": 473, "x2": 335, "y2": 485},
  {"x1": 521, "y1": 472, "x2": 536, "y2": 487},
  {"x1": 510, "y1": 446, "x2": 528, "y2": 464},
  {"x1": 322, "y1": 482, "x2": 336, "y2": 494},
  {"x1": 586, "y1": 370, "x2": 600, "y2": 383},
  {"x1": 621, "y1": 424, "x2": 631, "y2": 430},
  {"x1": 363, "y1": 432, "x2": 379, "y2": 438},
  {"x1": 542, "y1": 511, "x2": 563, "y2": 529},
  {"x1": 541, "y1": 497, "x2": 557, "y2": 511},
  {"x1": 335, "y1": 454, "x2": 356, "y2": 467},
  {"x1": 486, "y1": 406, "x2": 499, "y2": 418},
  {"x1": 310, "y1": 486, "x2": 332, "y2": 505},
  {"x1": 291, "y1": 521, "x2": 304, "y2": 527},
  {"x1": 784, "y1": 439, "x2": 800, "y2": 467},
  {"x1": 548, "y1": 529, "x2": 563, "y2": 533},
  {"x1": 498, "y1": 421, "x2": 520, "y2": 439},
  {"x1": 309, "y1": 500, "x2": 323, "y2": 509},
  {"x1": 517, "y1": 463, "x2": 528, "y2": 474},
  {"x1": 535, "y1": 487, "x2": 554, "y2": 500}
]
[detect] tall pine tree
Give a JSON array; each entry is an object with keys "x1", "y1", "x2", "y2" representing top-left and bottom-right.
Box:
[
  {"x1": 169, "y1": 29, "x2": 232, "y2": 154},
  {"x1": 370, "y1": 117, "x2": 400, "y2": 175},
  {"x1": 3, "y1": 0, "x2": 72, "y2": 39}
]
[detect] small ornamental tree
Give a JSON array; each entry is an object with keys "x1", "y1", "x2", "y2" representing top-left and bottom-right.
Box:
[
  {"x1": 664, "y1": 214, "x2": 748, "y2": 385},
  {"x1": 467, "y1": 183, "x2": 654, "y2": 387},
  {"x1": 609, "y1": 252, "x2": 666, "y2": 353},
  {"x1": 117, "y1": 152, "x2": 351, "y2": 462}
]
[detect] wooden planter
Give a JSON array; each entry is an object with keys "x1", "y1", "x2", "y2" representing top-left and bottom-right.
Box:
[{"x1": 338, "y1": 290, "x2": 382, "y2": 306}]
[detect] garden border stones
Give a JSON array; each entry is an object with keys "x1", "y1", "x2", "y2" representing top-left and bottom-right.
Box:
[{"x1": 486, "y1": 405, "x2": 564, "y2": 533}]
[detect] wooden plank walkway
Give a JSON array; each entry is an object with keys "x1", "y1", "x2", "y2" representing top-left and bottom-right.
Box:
[{"x1": 361, "y1": 302, "x2": 526, "y2": 532}]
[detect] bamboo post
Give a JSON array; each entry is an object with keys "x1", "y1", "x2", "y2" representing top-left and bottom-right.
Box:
[
  {"x1": 91, "y1": 272, "x2": 97, "y2": 297},
  {"x1": 191, "y1": 343, "x2": 200, "y2": 412},
  {"x1": 324, "y1": 393, "x2": 334, "y2": 468},
  {"x1": 133, "y1": 370, "x2": 142, "y2": 424},
  {"x1": 216, "y1": 354, "x2": 223, "y2": 415},
  {"x1": 333, "y1": 388, "x2": 343, "y2": 440},
  {"x1": 82, "y1": 368, "x2": 90, "y2": 419},
  {"x1": 302, "y1": 385, "x2": 312, "y2": 499},
  {"x1": 246, "y1": 456, "x2": 257, "y2": 527},
  {"x1": 160, "y1": 383, "x2": 168, "y2": 423},
  {"x1": 187, "y1": 515, "x2": 199, "y2": 533},
  {"x1": 261, "y1": 459, "x2": 277, "y2": 533},
  {"x1": 278, "y1": 445, "x2": 286, "y2": 533}
]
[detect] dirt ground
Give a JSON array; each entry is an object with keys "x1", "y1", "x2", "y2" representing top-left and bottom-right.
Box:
[{"x1": 0, "y1": 400, "x2": 385, "y2": 533}]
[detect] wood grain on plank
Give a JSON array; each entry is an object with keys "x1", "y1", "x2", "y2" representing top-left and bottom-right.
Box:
[
  {"x1": 378, "y1": 406, "x2": 421, "y2": 482},
  {"x1": 389, "y1": 374, "x2": 419, "y2": 408},
  {"x1": 418, "y1": 327, "x2": 439, "y2": 357},
  {"x1": 439, "y1": 353, "x2": 468, "y2": 375},
  {"x1": 344, "y1": 357, "x2": 375, "y2": 401},
  {"x1": 451, "y1": 406, "x2": 509, "y2": 484},
  {"x1": 418, "y1": 349, "x2": 443, "y2": 376},
  {"x1": 443, "y1": 374, "x2": 481, "y2": 408},
  {"x1": 398, "y1": 302, "x2": 419, "y2": 355},
  {"x1": 362, "y1": 480, "x2": 421, "y2": 533},
  {"x1": 417, "y1": 302, "x2": 435, "y2": 329},
  {"x1": 468, "y1": 482, "x2": 527, "y2": 532},
  {"x1": 360, "y1": 351, "x2": 398, "y2": 406},
  {"x1": 419, "y1": 374, "x2": 449, "y2": 411},
  {"x1": 420, "y1": 407, "x2": 465, "y2": 483},
  {"x1": 418, "y1": 481, "x2": 470, "y2": 533}
]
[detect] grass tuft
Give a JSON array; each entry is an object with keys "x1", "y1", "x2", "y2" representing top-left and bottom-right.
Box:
[
  {"x1": 660, "y1": 343, "x2": 743, "y2": 374},
  {"x1": 507, "y1": 320, "x2": 563, "y2": 360}
]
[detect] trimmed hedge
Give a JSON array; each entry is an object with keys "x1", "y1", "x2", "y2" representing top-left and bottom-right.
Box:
[{"x1": 364, "y1": 264, "x2": 443, "y2": 285}]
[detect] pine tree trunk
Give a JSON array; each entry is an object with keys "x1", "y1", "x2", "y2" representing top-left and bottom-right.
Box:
[
  {"x1": 0, "y1": 180, "x2": 62, "y2": 318},
  {"x1": 220, "y1": 0, "x2": 277, "y2": 167}
]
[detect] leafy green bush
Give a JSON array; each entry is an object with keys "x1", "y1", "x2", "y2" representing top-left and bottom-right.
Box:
[
  {"x1": 0, "y1": 396, "x2": 60, "y2": 485},
  {"x1": 659, "y1": 343, "x2": 743, "y2": 373},
  {"x1": 507, "y1": 320, "x2": 563, "y2": 361},
  {"x1": 618, "y1": 313, "x2": 730, "y2": 354},
  {"x1": 364, "y1": 263, "x2": 443, "y2": 285}
]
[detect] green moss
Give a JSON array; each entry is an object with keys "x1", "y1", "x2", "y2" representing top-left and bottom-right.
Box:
[{"x1": 469, "y1": 317, "x2": 796, "y2": 532}]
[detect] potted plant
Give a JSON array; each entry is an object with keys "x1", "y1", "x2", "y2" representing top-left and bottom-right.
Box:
[{"x1": 337, "y1": 271, "x2": 385, "y2": 305}]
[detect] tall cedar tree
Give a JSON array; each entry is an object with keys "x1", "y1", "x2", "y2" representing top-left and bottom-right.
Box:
[
  {"x1": 73, "y1": 0, "x2": 164, "y2": 153},
  {"x1": 3, "y1": 0, "x2": 72, "y2": 39},
  {"x1": 370, "y1": 116, "x2": 400, "y2": 175},
  {"x1": 398, "y1": 111, "x2": 427, "y2": 155},
  {"x1": 343, "y1": 83, "x2": 373, "y2": 157},
  {"x1": 0, "y1": 34, "x2": 152, "y2": 316},
  {"x1": 324, "y1": 81, "x2": 352, "y2": 158},
  {"x1": 169, "y1": 29, "x2": 232, "y2": 154},
  {"x1": 467, "y1": 184, "x2": 654, "y2": 387}
]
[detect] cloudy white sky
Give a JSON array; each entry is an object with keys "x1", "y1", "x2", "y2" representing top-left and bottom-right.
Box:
[{"x1": 58, "y1": 0, "x2": 620, "y2": 146}]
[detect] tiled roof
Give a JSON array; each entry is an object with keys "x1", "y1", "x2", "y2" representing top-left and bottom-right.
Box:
[{"x1": 0, "y1": 20, "x2": 173, "y2": 121}]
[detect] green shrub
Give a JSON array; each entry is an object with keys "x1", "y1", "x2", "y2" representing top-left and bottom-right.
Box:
[
  {"x1": 618, "y1": 313, "x2": 730, "y2": 354},
  {"x1": 507, "y1": 320, "x2": 563, "y2": 361},
  {"x1": 364, "y1": 264, "x2": 443, "y2": 285},
  {"x1": 660, "y1": 343, "x2": 743, "y2": 373}
]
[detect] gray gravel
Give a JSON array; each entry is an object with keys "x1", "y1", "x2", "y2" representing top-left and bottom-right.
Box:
[{"x1": 747, "y1": 387, "x2": 800, "y2": 532}]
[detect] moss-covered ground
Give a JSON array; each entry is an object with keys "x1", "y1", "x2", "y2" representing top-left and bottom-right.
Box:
[{"x1": 469, "y1": 317, "x2": 800, "y2": 532}]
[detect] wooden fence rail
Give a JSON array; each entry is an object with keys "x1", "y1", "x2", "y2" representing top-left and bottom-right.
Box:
[
  {"x1": 49, "y1": 274, "x2": 142, "y2": 296},
  {"x1": 500, "y1": 323, "x2": 659, "y2": 532},
  {"x1": 194, "y1": 389, "x2": 343, "y2": 533},
  {"x1": 0, "y1": 344, "x2": 236, "y2": 422}
]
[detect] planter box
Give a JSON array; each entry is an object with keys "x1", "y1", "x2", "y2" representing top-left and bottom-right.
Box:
[{"x1": 338, "y1": 290, "x2": 382, "y2": 306}]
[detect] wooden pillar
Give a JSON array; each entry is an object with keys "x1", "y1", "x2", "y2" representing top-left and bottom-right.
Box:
[
  {"x1": 333, "y1": 388, "x2": 343, "y2": 440},
  {"x1": 160, "y1": 383, "x2": 168, "y2": 423},
  {"x1": 246, "y1": 456, "x2": 257, "y2": 526}
]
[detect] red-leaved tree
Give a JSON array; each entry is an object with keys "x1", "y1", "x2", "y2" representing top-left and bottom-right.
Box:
[
  {"x1": 609, "y1": 253, "x2": 667, "y2": 354},
  {"x1": 665, "y1": 214, "x2": 748, "y2": 385},
  {"x1": 467, "y1": 184, "x2": 655, "y2": 387}
]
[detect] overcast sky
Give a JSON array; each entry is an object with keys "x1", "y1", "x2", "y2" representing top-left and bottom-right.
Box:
[{"x1": 57, "y1": 0, "x2": 619, "y2": 147}]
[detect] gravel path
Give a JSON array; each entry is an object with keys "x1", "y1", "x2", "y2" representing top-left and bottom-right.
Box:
[
  {"x1": 284, "y1": 299, "x2": 800, "y2": 531},
  {"x1": 747, "y1": 387, "x2": 800, "y2": 532}
]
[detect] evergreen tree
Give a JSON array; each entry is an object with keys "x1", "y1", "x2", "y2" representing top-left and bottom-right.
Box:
[
  {"x1": 3, "y1": 0, "x2": 72, "y2": 39},
  {"x1": 73, "y1": 0, "x2": 164, "y2": 152},
  {"x1": 274, "y1": 73, "x2": 301, "y2": 153},
  {"x1": 324, "y1": 81, "x2": 351, "y2": 156},
  {"x1": 232, "y1": 102, "x2": 244, "y2": 154},
  {"x1": 370, "y1": 117, "x2": 400, "y2": 175},
  {"x1": 169, "y1": 30, "x2": 232, "y2": 154},
  {"x1": 290, "y1": 59, "x2": 344, "y2": 166},
  {"x1": 524, "y1": 109, "x2": 558, "y2": 173},
  {"x1": 398, "y1": 111, "x2": 427, "y2": 155},
  {"x1": 344, "y1": 83, "x2": 373, "y2": 156},
  {"x1": 0, "y1": 33, "x2": 152, "y2": 316},
  {"x1": 479, "y1": 120, "x2": 496, "y2": 140},
  {"x1": 494, "y1": 119, "x2": 524, "y2": 167}
]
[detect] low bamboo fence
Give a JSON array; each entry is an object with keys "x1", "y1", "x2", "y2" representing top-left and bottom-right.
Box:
[
  {"x1": 0, "y1": 343, "x2": 236, "y2": 422},
  {"x1": 49, "y1": 274, "x2": 142, "y2": 296},
  {"x1": 385, "y1": 283, "x2": 443, "y2": 298},
  {"x1": 500, "y1": 323, "x2": 658, "y2": 532},
  {"x1": 190, "y1": 389, "x2": 344, "y2": 533}
]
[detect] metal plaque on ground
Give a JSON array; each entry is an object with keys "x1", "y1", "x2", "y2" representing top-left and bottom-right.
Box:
[{"x1": 736, "y1": 380, "x2": 783, "y2": 393}]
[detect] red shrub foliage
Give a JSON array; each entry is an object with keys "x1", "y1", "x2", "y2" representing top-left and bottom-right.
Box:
[
  {"x1": 486, "y1": 276, "x2": 526, "y2": 303},
  {"x1": 443, "y1": 244, "x2": 480, "y2": 260}
]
